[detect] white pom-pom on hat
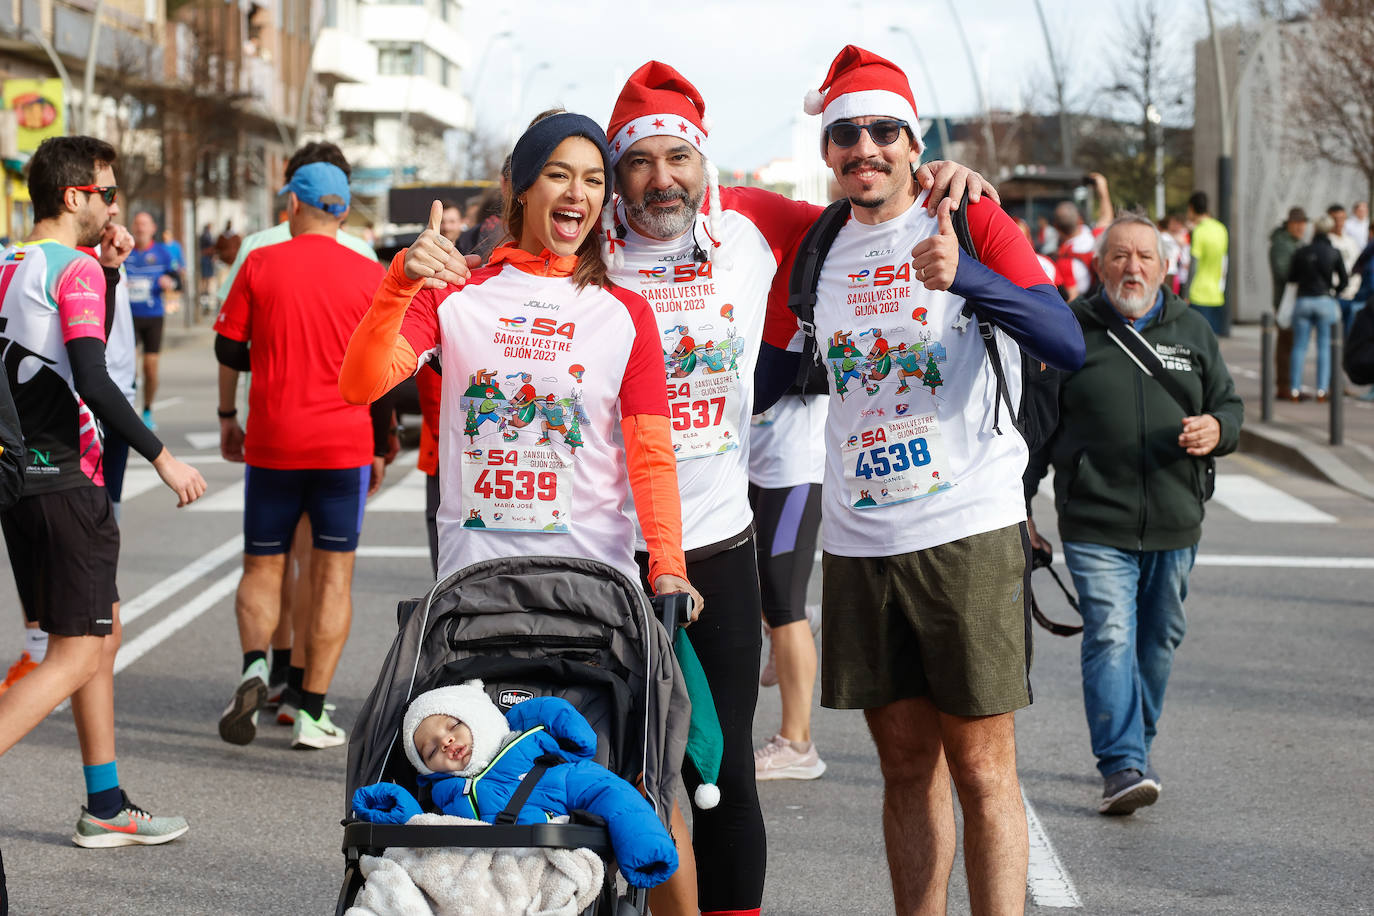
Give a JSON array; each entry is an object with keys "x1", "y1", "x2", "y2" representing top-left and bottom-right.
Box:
[
  {"x1": 699, "y1": 112, "x2": 713, "y2": 135},
  {"x1": 694, "y1": 783, "x2": 720, "y2": 810},
  {"x1": 803, "y1": 88, "x2": 826, "y2": 116}
]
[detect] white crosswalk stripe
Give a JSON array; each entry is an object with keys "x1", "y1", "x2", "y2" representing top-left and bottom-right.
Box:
[
  {"x1": 1210, "y1": 475, "x2": 1336, "y2": 523},
  {"x1": 1037, "y1": 470, "x2": 1336, "y2": 524}
]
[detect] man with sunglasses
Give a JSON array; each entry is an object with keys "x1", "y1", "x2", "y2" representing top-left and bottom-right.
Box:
[
  {"x1": 601, "y1": 62, "x2": 996, "y2": 916},
  {"x1": 0, "y1": 135, "x2": 206, "y2": 845},
  {"x1": 769, "y1": 46, "x2": 1085, "y2": 915}
]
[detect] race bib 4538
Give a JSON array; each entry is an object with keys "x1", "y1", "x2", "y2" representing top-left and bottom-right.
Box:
[{"x1": 842, "y1": 414, "x2": 954, "y2": 509}]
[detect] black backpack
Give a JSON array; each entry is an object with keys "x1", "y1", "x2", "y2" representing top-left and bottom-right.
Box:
[{"x1": 786, "y1": 194, "x2": 1063, "y2": 453}]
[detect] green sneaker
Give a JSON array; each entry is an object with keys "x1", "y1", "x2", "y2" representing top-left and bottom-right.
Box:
[
  {"x1": 218, "y1": 658, "x2": 269, "y2": 746},
  {"x1": 291, "y1": 707, "x2": 346, "y2": 749},
  {"x1": 72, "y1": 792, "x2": 188, "y2": 848}
]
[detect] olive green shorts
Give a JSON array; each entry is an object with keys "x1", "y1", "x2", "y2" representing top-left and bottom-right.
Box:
[{"x1": 820, "y1": 523, "x2": 1033, "y2": 716}]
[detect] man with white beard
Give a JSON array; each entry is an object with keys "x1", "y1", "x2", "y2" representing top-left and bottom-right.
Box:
[{"x1": 1026, "y1": 212, "x2": 1242, "y2": 816}]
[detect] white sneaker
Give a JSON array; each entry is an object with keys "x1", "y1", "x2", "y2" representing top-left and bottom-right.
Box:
[
  {"x1": 218, "y1": 658, "x2": 269, "y2": 746},
  {"x1": 754, "y1": 734, "x2": 827, "y2": 781}
]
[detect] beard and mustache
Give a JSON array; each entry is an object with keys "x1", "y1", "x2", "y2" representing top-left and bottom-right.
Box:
[
  {"x1": 1106, "y1": 272, "x2": 1158, "y2": 318},
  {"x1": 841, "y1": 157, "x2": 896, "y2": 210},
  {"x1": 623, "y1": 183, "x2": 706, "y2": 241}
]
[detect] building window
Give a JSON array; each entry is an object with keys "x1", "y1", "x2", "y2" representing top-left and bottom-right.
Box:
[{"x1": 378, "y1": 42, "x2": 420, "y2": 76}]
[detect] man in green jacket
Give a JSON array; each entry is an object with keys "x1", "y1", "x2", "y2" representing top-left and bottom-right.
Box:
[
  {"x1": 1027, "y1": 212, "x2": 1243, "y2": 816},
  {"x1": 1269, "y1": 207, "x2": 1307, "y2": 399}
]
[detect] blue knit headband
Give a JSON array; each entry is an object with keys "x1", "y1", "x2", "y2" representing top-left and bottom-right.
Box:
[{"x1": 509, "y1": 112, "x2": 614, "y2": 200}]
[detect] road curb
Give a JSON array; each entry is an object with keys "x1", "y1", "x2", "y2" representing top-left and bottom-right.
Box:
[{"x1": 1240, "y1": 424, "x2": 1374, "y2": 502}]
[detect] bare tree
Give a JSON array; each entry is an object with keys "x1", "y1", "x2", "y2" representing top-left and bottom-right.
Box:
[
  {"x1": 1095, "y1": 0, "x2": 1192, "y2": 211},
  {"x1": 1288, "y1": 0, "x2": 1374, "y2": 201}
]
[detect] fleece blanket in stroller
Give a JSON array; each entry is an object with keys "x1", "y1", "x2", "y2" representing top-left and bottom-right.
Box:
[{"x1": 344, "y1": 814, "x2": 604, "y2": 916}]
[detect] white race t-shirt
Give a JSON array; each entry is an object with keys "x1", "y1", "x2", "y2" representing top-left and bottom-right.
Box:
[
  {"x1": 808, "y1": 194, "x2": 1036, "y2": 558},
  {"x1": 398, "y1": 263, "x2": 668, "y2": 583},
  {"x1": 748, "y1": 394, "x2": 827, "y2": 489},
  {"x1": 612, "y1": 187, "x2": 817, "y2": 551}
]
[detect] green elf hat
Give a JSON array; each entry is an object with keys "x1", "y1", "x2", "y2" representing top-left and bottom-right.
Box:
[{"x1": 673, "y1": 627, "x2": 723, "y2": 809}]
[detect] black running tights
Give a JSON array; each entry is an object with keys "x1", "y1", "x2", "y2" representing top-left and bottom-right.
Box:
[{"x1": 639, "y1": 538, "x2": 766, "y2": 912}]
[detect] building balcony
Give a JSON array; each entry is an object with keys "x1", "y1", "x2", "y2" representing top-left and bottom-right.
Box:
[
  {"x1": 358, "y1": 3, "x2": 469, "y2": 69},
  {"x1": 313, "y1": 26, "x2": 376, "y2": 84},
  {"x1": 334, "y1": 75, "x2": 471, "y2": 132}
]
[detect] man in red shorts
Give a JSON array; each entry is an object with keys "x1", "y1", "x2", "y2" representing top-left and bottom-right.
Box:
[
  {"x1": 0, "y1": 136, "x2": 206, "y2": 846},
  {"x1": 214, "y1": 162, "x2": 386, "y2": 750}
]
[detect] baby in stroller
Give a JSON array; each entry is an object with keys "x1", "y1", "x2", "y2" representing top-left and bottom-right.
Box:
[{"x1": 352, "y1": 680, "x2": 678, "y2": 889}]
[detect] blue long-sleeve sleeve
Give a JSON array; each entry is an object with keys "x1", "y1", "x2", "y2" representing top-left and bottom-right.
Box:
[
  {"x1": 753, "y1": 342, "x2": 802, "y2": 414},
  {"x1": 949, "y1": 251, "x2": 1086, "y2": 371}
]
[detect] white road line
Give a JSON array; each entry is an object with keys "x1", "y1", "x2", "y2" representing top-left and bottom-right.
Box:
[
  {"x1": 1194, "y1": 555, "x2": 1374, "y2": 569},
  {"x1": 1045, "y1": 553, "x2": 1374, "y2": 570},
  {"x1": 113, "y1": 570, "x2": 241, "y2": 676},
  {"x1": 368, "y1": 468, "x2": 428, "y2": 512},
  {"x1": 117, "y1": 468, "x2": 162, "y2": 502},
  {"x1": 1024, "y1": 791, "x2": 1082, "y2": 908},
  {"x1": 188, "y1": 477, "x2": 246, "y2": 512},
  {"x1": 151, "y1": 396, "x2": 184, "y2": 411},
  {"x1": 1212, "y1": 475, "x2": 1336, "y2": 523},
  {"x1": 184, "y1": 431, "x2": 221, "y2": 450},
  {"x1": 120, "y1": 537, "x2": 242, "y2": 626},
  {"x1": 357, "y1": 546, "x2": 429, "y2": 558}
]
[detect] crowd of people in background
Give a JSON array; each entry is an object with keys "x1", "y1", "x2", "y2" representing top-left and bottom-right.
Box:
[{"x1": 8, "y1": 35, "x2": 1374, "y2": 916}]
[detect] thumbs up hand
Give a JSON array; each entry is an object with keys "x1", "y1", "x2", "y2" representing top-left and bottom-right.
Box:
[
  {"x1": 908, "y1": 197, "x2": 959, "y2": 291},
  {"x1": 404, "y1": 199, "x2": 479, "y2": 289}
]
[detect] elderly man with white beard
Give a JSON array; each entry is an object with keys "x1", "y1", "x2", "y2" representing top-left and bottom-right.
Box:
[{"x1": 1026, "y1": 212, "x2": 1242, "y2": 816}]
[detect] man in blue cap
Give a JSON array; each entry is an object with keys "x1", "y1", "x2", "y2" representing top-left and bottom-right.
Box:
[{"x1": 213, "y1": 161, "x2": 388, "y2": 750}]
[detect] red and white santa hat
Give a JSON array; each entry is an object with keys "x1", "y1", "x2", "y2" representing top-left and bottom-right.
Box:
[
  {"x1": 602, "y1": 61, "x2": 724, "y2": 268},
  {"x1": 804, "y1": 45, "x2": 923, "y2": 153}
]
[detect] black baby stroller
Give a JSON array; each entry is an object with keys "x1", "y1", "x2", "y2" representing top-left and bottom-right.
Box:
[{"x1": 336, "y1": 555, "x2": 690, "y2": 916}]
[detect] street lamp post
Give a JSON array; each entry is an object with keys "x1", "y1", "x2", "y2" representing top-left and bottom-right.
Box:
[
  {"x1": 944, "y1": 0, "x2": 998, "y2": 175},
  {"x1": 887, "y1": 25, "x2": 951, "y2": 159},
  {"x1": 1031, "y1": 0, "x2": 1072, "y2": 167},
  {"x1": 1147, "y1": 104, "x2": 1164, "y2": 219},
  {"x1": 461, "y1": 29, "x2": 512, "y2": 180},
  {"x1": 1203, "y1": 0, "x2": 1233, "y2": 335}
]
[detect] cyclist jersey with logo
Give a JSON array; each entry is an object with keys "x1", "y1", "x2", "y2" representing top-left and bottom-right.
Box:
[
  {"x1": 124, "y1": 242, "x2": 175, "y2": 318},
  {"x1": 398, "y1": 263, "x2": 667, "y2": 583},
  {"x1": 809, "y1": 193, "x2": 1047, "y2": 558},
  {"x1": 613, "y1": 186, "x2": 818, "y2": 551},
  {"x1": 0, "y1": 240, "x2": 109, "y2": 493}
]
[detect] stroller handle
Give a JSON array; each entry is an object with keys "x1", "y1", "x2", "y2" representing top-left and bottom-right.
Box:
[{"x1": 649, "y1": 592, "x2": 693, "y2": 631}]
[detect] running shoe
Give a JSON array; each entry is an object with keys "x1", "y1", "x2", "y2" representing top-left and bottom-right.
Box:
[
  {"x1": 277, "y1": 695, "x2": 333, "y2": 727},
  {"x1": 265, "y1": 680, "x2": 286, "y2": 709},
  {"x1": 72, "y1": 792, "x2": 189, "y2": 848},
  {"x1": 1098, "y1": 768, "x2": 1160, "y2": 816},
  {"x1": 0, "y1": 651, "x2": 37, "y2": 696},
  {"x1": 141, "y1": 408, "x2": 156, "y2": 430},
  {"x1": 218, "y1": 658, "x2": 269, "y2": 745},
  {"x1": 754, "y1": 734, "x2": 827, "y2": 781},
  {"x1": 292, "y1": 707, "x2": 346, "y2": 749}
]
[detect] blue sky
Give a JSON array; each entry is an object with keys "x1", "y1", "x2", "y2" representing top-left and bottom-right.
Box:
[{"x1": 460, "y1": 0, "x2": 1230, "y2": 170}]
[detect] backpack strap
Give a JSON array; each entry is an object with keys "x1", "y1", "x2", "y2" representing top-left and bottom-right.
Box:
[
  {"x1": 787, "y1": 199, "x2": 852, "y2": 394},
  {"x1": 1091, "y1": 294, "x2": 1198, "y2": 415},
  {"x1": 947, "y1": 193, "x2": 1017, "y2": 437}
]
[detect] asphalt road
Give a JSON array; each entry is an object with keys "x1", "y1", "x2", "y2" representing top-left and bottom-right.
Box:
[{"x1": 1, "y1": 339, "x2": 1371, "y2": 915}]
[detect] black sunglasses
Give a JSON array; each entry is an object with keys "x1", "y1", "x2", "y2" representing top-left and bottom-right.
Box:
[
  {"x1": 65, "y1": 185, "x2": 119, "y2": 205},
  {"x1": 825, "y1": 120, "x2": 909, "y2": 149}
]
